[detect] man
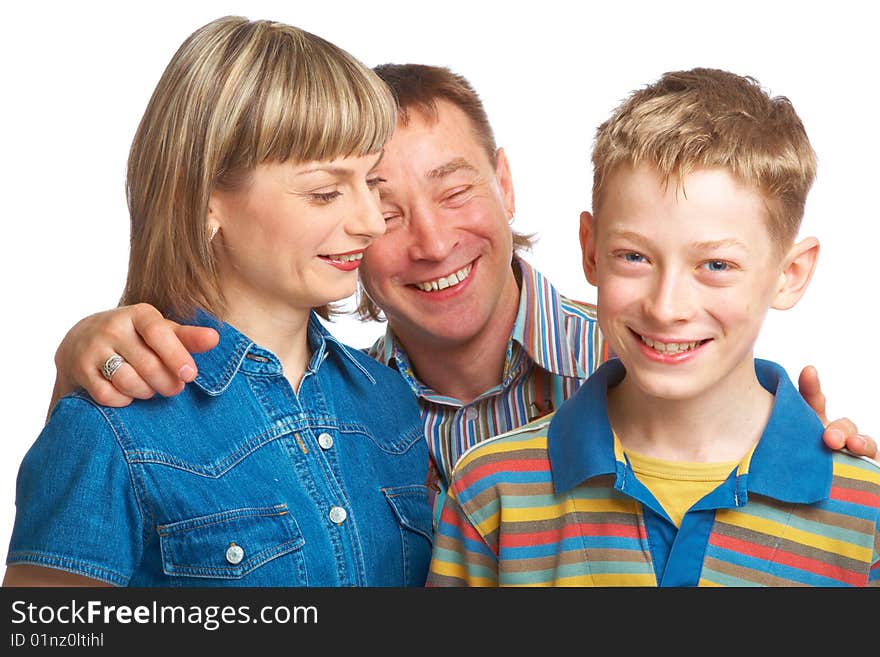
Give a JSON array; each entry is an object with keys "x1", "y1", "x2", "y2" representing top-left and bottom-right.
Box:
[{"x1": 51, "y1": 64, "x2": 876, "y2": 493}]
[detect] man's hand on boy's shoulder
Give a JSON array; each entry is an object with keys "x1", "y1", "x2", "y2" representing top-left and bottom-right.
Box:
[{"x1": 799, "y1": 365, "x2": 877, "y2": 459}]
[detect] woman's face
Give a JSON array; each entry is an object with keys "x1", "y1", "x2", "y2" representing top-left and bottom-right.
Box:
[{"x1": 210, "y1": 152, "x2": 386, "y2": 322}]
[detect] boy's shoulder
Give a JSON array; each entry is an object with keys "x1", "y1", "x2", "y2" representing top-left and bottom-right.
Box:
[
  {"x1": 449, "y1": 413, "x2": 556, "y2": 488},
  {"x1": 831, "y1": 450, "x2": 880, "y2": 482}
]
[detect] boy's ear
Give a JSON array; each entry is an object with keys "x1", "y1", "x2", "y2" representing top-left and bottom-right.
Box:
[
  {"x1": 772, "y1": 236, "x2": 820, "y2": 310},
  {"x1": 579, "y1": 211, "x2": 599, "y2": 286}
]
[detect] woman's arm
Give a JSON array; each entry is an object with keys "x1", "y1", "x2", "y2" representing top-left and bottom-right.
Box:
[{"x1": 3, "y1": 564, "x2": 112, "y2": 587}]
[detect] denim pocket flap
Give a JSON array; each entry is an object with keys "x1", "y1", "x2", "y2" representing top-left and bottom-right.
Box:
[
  {"x1": 382, "y1": 485, "x2": 433, "y2": 542},
  {"x1": 158, "y1": 504, "x2": 304, "y2": 578}
]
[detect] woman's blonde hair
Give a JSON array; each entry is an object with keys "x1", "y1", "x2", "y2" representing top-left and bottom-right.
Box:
[{"x1": 121, "y1": 16, "x2": 397, "y2": 320}]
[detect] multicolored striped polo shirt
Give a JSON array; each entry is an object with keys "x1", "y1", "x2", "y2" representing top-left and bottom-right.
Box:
[
  {"x1": 367, "y1": 256, "x2": 607, "y2": 488},
  {"x1": 428, "y1": 358, "x2": 880, "y2": 587}
]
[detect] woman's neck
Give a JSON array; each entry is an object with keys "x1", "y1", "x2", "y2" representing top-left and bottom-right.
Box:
[{"x1": 222, "y1": 302, "x2": 313, "y2": 391}]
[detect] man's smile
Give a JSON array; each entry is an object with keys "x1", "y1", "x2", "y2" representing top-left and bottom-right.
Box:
[{"x1": 412, "y1": 262, "x2": 474, "y2": 292}]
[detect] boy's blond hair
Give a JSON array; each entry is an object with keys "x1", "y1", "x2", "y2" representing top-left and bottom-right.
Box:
[
  {"x1": 121, "y1": 16, "x2": 397, "y2": 321},
  {"x1": 591, "y1": 68, "x2": 817, "y2": 251}
]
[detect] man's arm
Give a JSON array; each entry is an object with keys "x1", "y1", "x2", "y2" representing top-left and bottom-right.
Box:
[
  {"x1": 48, "y1": 304, "x2": 219, "y2": 417},
  {"x1": 799, "y1": 365, "x2": 877, "y2": 459}
]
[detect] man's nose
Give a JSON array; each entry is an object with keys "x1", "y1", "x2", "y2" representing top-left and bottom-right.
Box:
[{"x1": 406, "y1": 205, "x2": 459, "y2": 261}]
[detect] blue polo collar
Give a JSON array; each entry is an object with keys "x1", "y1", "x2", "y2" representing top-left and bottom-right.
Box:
[
  {"x1": 548, "y1": 358, "x2": 831, "y2": 504},
  {"x1": 187, "y1": 309, "x2": 375, "y2": 396}
]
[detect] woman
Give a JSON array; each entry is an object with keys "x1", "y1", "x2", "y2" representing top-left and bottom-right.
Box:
[{"x1": 3, "y1": 16, "x2": 432, "y2": 586}]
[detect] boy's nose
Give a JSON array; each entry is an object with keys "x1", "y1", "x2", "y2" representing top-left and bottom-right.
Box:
[{"x1": 645, "y1": 271, "x2": 696, "y2": 324}]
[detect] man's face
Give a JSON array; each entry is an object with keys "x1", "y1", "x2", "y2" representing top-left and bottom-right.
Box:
[
  {"x1": 359, "y1": 100, "x2": 520, "y2": 352},
  {"x1": 580, "y1": 164, "x2": 788, "y2": 402}
]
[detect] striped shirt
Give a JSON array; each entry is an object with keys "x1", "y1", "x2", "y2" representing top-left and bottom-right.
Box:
[
  {"x1": 367, "y1": 256, "x2": 607, "y2": 488},
  {"x1": 428, "y1": 358, "x2": 880, "y2": 587}
]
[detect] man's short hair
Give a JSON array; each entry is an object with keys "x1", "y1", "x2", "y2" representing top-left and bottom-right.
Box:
[
  {"x1": 356, "y1": 63, "x2": 534, "y2": 322},
  {"x1": 591, "y1": 67, "x2": 817, "y2": 251}
]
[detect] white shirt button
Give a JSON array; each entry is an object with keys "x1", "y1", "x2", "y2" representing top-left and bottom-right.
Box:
[
  {"x1": 317, "y1": 432, "x2": 334, "y2": 449},
  {"x1": 225, "y1": 543, "x2": 244, "y2": 565},
  {"x1": 329, "y1": 506, "x2": 347, "y2": 524},
  {"x1": 465, "y1": 407, "x2": 478, "y2": 421}
]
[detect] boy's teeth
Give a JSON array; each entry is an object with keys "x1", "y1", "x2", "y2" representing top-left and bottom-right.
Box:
[
  {"x1": 327, "y1": 252, "x2": 363, "y2": 263},
  {"x1": 640, "y1": 335, "x2": 699, "y2": 354},
  {"x1": 415, "y1": 263, "x2": 473, "y2": 292}
]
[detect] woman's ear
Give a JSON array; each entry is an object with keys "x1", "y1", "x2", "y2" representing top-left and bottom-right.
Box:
[
  {"x1": 206, "y1": 193, "x2": 224, "y2": 242},
  {"x1": 772, "y1": 236, "x2": 820, "y2": 310}
]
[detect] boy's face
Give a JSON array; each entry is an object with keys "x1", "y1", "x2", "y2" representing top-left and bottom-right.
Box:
[{"x1": 581, "y1": 164, "x2": 793, "y2": 402}]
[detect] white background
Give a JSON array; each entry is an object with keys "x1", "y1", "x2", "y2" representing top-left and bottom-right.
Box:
[{"x1": 2, "y1": 1, "x2": 878, "y2": 573}]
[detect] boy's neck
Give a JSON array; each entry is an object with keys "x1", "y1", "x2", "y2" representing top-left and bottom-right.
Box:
[{"x1": 606, "y1": 356, "x2": 775, "y2": 463}]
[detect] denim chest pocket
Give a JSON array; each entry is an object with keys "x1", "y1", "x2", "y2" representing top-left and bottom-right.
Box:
[
  {"x1": 157, "y1": 504, "x2": 307, "y2": 584},
  {"x1": 383, "y1": 485, "x2": 433, "y2": 586}
]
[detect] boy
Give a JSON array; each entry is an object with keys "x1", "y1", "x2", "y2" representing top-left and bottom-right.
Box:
[{"x1": 427, "y1": 68, "x2": 880, "y2": 586}]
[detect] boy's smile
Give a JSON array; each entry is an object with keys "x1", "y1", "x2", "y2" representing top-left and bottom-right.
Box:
[{"x1": 581, "y1": 163, "x2": 790, "y2": 405}]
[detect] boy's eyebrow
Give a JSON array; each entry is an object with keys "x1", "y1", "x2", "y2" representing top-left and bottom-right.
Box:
[
  {"x1": 427, "y1": 157, "x2": 478, "y2": 179},
  {"x1": 606, "y1": 229, "x2": 651, "y2": 247},
  {"x1": 692, "y1": 238, "x2": 750, "y2": 251},
  {"x1": 608, "y1": 230, "x2": 750, "y2": 252}
]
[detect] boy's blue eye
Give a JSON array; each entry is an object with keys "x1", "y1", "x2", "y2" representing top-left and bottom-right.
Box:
[
  {"x1": 622, "y1": 252, "x2": 646, "y2": 263},
  {"x1": 703, "y1": 260, "x2": 730, "y2": 272}
]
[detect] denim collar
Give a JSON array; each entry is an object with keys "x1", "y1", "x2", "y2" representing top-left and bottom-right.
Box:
[
  {"x1": 188, "y1": 309, "x2": 375, "y2": 396},
  {"x1": 548, "y1": 358, "x2": 831, "y2": 504}
]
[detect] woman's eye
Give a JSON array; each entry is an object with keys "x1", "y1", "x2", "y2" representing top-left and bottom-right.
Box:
[
  {"x1": 311, "y1": 191, "x2": 342, "y2": 203},
  {"x1": 366, "y1": 176, "x2": 386, "y2": 189}
]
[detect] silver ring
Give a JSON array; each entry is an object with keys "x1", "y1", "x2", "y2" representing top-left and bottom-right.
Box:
[{"x1": 101, "y1": 354, "x2": 126, "y2": 381}]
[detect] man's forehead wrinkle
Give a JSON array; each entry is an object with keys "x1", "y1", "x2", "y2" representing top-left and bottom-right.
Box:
[{"x1": 427, "y1": 157, "x2": 479, "y2": 179}]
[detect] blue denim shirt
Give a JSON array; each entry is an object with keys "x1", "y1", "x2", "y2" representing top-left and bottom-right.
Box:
[{"x1": 7, "y1": 311, "x2": 433, "y2": 586}]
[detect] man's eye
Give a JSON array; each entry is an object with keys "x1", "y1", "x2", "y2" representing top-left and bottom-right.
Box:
[
  {"x1": 367, "y1": 176, "x2": 387, "y2": 189},
  {"x1": 444, "y1": 186, "x2": 471, "y2": 203},
  {"x1": 622, "y1": 252, "x2": 646, "y2": 263}
]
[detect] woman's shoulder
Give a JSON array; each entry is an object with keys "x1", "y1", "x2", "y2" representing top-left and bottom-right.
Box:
[{"x1": 49, "y1": 385, "x2": 205, "y2": 453}]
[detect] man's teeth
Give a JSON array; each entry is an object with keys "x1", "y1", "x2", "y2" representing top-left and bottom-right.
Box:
[
  {"x1": 640, "y1": 335, "x2": 700, "y2": 354},
  {"x1": 327, "y1": 252, "x2": 363, "y2": 263},
  {"x1": 414, "y1": 264, "x2": 473, "y2": 292}
]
